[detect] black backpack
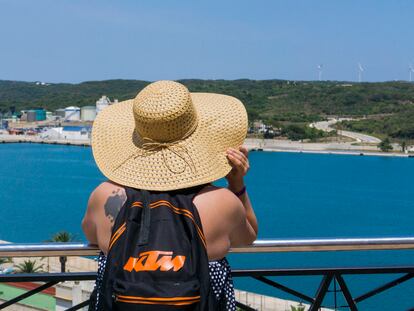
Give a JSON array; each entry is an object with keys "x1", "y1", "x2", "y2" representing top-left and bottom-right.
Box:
[{"x1": 97, "y1": 186, "x2": 217, "y2": 310}]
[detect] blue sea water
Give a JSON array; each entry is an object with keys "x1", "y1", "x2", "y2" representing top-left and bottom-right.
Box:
[{"x1": 0, "y1": 143, "x2": 413, "y2": 310}]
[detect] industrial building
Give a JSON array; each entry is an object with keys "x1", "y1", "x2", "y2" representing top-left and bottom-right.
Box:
[
  {"x1": 64, "y1": 107, "x2": 81, "y2": 122},
  {"x1": 15, "y1": 95, "x2": 120, "y2": 125},
  {"x1": 55, "y1": 109, "x2": 66, "y2": 118},
  {"x1": 26, "y1": 109, "x2": 46, "y2": 122},
  {"x1": 80, "y1": 106, "x2": 96, "y2": 121},
  {"x1": 1, "y1": 120, "x2": 9, "y2": 129},
  {"x1": 96, "y1": 96, "x2": 118, "y2": 114}
]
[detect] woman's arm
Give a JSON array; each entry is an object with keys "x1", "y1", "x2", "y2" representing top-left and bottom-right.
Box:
[
  {"x1": 226, "y1": 146, "x2": 258, "y2": 244},
  {"x1": 82, "y1": 181, "x2": 126, "y2": 254}
]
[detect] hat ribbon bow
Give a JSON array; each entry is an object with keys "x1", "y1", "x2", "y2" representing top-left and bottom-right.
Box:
[{"x1": 114, "y1": 137, "x2": 196, "y2": 174}]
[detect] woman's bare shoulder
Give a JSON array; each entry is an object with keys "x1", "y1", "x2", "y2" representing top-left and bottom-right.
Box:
[
  {"x1": 194, "y1": 185, "x2": 244, "y2": 217},
  {"x1": 87, "y1": 181, "x2": 127, "y2": 221},
  {"x1": 91, "y1": 181, "x2": 124, "y2": 196},
  {"x1": 89, "y1": 181, "x2": 125, "y2": 203}
]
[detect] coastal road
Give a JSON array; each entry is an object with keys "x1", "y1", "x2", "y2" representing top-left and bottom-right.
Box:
[{"x1": 310, "y1": 119, "x2": 381, "y2": 144}]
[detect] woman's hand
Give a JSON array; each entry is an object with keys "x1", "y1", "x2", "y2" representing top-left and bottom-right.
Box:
[
  {"x1": 226, "y1": 146, "x2": 249, "y2": 192},
  {"x1": 226, "y1": 145, "x2": 258, "y2": 240}
]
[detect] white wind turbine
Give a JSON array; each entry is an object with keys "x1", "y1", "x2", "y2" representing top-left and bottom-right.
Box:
[
  {"x1": 409, "y1": 64, "x2": 414, "y2": 82},
  {"x1": 317, "y1": 64, "x2": 323, "y2": 81},
  {"x1": 358, "y1": 63, "x2": 364, "y2": 82}
]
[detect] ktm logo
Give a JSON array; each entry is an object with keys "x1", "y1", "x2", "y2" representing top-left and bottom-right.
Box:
[{"x1": 123, "y1": 251, "x2": 186, "y2": 272}]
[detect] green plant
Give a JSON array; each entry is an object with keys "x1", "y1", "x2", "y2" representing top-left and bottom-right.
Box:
[
  {"x1": 281, "y1": 124, "x2": 332, "y2": 141},
  {"x1": 291, "y1": 304, "x2": 305, "y2": 311},
  {"x1": 47, "y1": 231, "x2": 77, "y2": 272},
  {"x1": 378, "y1": 137, "x2": 393, "y2": 152},
  {"x1": 0, "y1": 258, "x2": 12, "y2": 266},
  {"x1": 15, "y1": 260, "x2": 43, "y2": 273},
  {"x1": 401, "y1": 141, "x2": 407, "y2": 152},
  {"x1": 48, "y1": 231, "x2": 76, "y2": 242}
]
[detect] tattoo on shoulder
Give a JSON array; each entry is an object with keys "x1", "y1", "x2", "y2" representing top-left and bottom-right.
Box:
[{"x1": 104, "y1": 188, "x2": 127, "y2": 223}]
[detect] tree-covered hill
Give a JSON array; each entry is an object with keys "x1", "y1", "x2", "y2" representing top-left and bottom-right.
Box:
[
  {"x1": 0, "y1": 79, "x2": 150, "y2": 112},
  {"x1": 1, "y1": 79, "x2": 414, "y2": 139}
]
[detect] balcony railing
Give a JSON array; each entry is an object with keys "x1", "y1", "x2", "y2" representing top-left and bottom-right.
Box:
[{"x1": 1, "y1": 237, "x2": 414, "y2": 310}]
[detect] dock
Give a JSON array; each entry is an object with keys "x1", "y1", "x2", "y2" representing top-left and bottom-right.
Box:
[{"x1": 0, "y1": 134, "x2": 91, "y2": 146}]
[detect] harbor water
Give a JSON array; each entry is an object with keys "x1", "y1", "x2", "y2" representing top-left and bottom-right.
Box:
[{"x1": 0, "y1": 143, "x2": 413, "y2": 310}]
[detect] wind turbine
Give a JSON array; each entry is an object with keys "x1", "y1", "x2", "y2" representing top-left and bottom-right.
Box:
[
  {"x1": 317, "y1": 64, "x2": 323, "y2": 81},
  {"x1": 358, "y1": 63, "x2": 364, "y2": 82},
  {"x1": 409, "y1": 64, "x2": 414, "y2": 82}
]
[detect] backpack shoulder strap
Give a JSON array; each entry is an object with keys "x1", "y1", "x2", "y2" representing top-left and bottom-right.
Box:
[
  {"x1": 137, "y1": 189, "x2": 150, "y2": 246},
  {"x1": 172, "y1": 185, "x2": 219, "y2": 310},
  {"x1": 123, "y1": 186, "x2": 139, "y2": 205},
  {"x1": 109, "y1": 186, "x2": 140, "y2": 239}
]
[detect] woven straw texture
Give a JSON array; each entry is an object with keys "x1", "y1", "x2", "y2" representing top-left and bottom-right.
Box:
[{"x1": 92, "y1": 80, "x2": 247, "y2": 191}]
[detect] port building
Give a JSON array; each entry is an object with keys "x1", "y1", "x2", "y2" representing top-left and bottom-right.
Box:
[
  {"x1": 55, "y1": 109, "x2": 66, "y2": 118},
  {"x1": 96, "y1": 96, "x2": 118, "y2": 114},
  {"x1": 80, "y1": 106, "x2": 96, "y2": 121},
  {"x1": 64, "y1": 107, "x2": 81, "y2": 122},
  {"x1": 39, "y1": 126, "x2": 91, "y2": 141},
  {"x1": 26, "y1": 109, "x2": 46, "y2": 122}
]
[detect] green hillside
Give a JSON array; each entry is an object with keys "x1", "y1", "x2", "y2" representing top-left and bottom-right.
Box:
[
  {"x1": 1, "y1": 79, "x2": 414, "y2": 140},
  {"x1": 0, "y1": 79, "x2": 150, "y2": 112},
  {"x1": 339, "y1": 111, "x2": 414, "y2": 141}
]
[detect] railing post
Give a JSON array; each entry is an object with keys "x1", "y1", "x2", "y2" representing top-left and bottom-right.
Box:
[
  {"x1": 310, "y1": 274, "x2": 333, "y2": 311},
  {"x1": 335, "y1": 274, "x2": 358, "y2": 311},
  {"x1": 60, "y1": 256, "x2": 67, "y2": 272}
]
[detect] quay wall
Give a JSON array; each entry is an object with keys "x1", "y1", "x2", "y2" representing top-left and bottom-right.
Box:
[{"x1": 1, "y1": 134, "x2": 412, "y2": 158}]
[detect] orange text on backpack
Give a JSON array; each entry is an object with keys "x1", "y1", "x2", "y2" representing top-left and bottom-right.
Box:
[{"x1": 123, "y1": 251, "x2": 186, "y2": 272}]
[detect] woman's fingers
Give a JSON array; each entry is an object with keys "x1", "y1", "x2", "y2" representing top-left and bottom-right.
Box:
[
  {"x1": 227, "y1": 148, "x2": 249, "y2": 174},
  {"x1": 229, "y1": 148, "x2": 248, "y2": 166},
  {"x1": 227, "y1": 153, "x2": 241, "y2": 167},
  {"x1": 239, "y1": 146, "x2": 248, "y2": 158},
  {"x1": 227, "y1": 149, "x2": 246, "y2": 166},
  {"x1": 229, "y1": 146, "x2": 248, "y2": 159}
]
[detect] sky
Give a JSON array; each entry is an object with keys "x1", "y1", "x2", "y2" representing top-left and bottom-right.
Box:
[{"x1": 0, "y1": 0, "x2": 413, "y2": 83}]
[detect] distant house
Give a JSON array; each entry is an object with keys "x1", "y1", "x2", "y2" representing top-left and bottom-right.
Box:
[
  {"x1": 249, "y1": 120, "x2": 279, "y2": 137},
  {"x1": 252, "y1": 120, "x2": 267, "y2": 133}
]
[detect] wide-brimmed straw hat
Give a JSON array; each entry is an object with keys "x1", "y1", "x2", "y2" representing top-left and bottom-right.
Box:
[{"x1": 91, "y1": 80, "x2": 247, "y2": 191}]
